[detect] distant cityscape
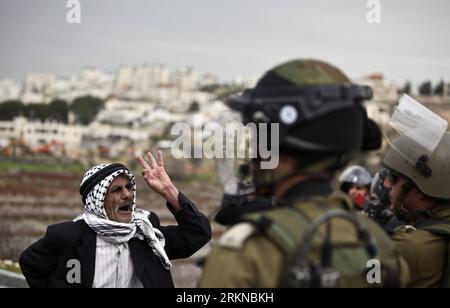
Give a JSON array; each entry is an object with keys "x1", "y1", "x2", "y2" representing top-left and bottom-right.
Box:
[
  {"x1": 0, "y1": 64, "x2": 260, "y2": 104},
  {"x1": 0, "y1": 63, "x2": 449, "y2": 166}
]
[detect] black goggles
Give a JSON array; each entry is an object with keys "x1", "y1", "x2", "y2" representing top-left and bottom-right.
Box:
[{"x1": 228, "y1": 84, "x2": 373, "y2": 126}]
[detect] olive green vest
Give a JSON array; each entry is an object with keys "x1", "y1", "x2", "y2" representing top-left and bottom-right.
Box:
[{"x1": 241, "y1": 193, "x2": 407, "y2": 287}]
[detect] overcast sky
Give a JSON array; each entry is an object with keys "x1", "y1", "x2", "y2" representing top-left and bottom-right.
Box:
[{"x1": 1, "y1": 0, "x2": 449, "y2": 86}]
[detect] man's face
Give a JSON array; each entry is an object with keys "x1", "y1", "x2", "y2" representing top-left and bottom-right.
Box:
[
  {"x1": 383, "y1": 171, "x2": 406, "y2": 207},
  {"x1": 348, "y1": 184, "x2": 370, "y2": 200},
  {"x1": 104, "y1": 174, "x2": 134, "y2": 223},
  {"x1": 383, "y1": 171, "x2": 419, "y2": 219}
]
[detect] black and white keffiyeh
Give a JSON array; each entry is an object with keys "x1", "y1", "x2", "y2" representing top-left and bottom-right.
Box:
[{"x1": 74, "y1": 164, "x2": 172, "y2": 270}]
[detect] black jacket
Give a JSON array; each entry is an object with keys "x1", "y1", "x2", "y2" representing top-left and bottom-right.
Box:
[{"x1": 19, "y1": 193, "x2": 211, "y2": 288}]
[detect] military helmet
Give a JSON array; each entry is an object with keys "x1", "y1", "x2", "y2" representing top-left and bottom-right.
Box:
[
  {"x1": 228, "y1": 59, "x2": 382, "y2": 156},
  {"x1": 383, "y1": 132, "x2": 450, "y2": 200},
  {"x1": 338, "y1": 165, "x2": 373, "y2": 193}
]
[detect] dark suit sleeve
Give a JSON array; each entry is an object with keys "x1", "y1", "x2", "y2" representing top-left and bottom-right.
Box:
[
  {"x1": 19, "y1": 225, "x2": 60, "y2": 288},
  {"x1": 150, "y1": 192, "x2": 212, "y2": 260}
]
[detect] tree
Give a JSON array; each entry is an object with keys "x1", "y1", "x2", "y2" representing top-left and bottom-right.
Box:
[
  {"x1": 199, "y1": 84, "x2": 221, "y2": 93},
  {"x1": 434, "y1": 80, "x2": 445, "y2": 96},
  {"x1": 188, "y1": 100, "x2": 200, "y2": 113},
  {"x1": 418, "y1": 81, "x2": 432, "y2": 96},
  {"x1": 70, "y1": 96, "x2": 104, "y2": 125},
  {"x1": 401, "y1": 81, "x2": 412, "y2": 95},
  {"x1": 217, "y1": 84, "x2": 246, "y2": 101},
  {"x1": 48, "y1": 99, "x2": 69, "y2": 123},
  {"x1": 24, "y1": 104, "x2": 51, "y2": 122},
  {"x1": 0, "y1": 100, "x2": 25, "y2": 121}
]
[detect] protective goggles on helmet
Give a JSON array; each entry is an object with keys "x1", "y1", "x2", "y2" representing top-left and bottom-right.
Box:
[{"x1": 228, "y1": 84, "x2": 373, "y2": 127}]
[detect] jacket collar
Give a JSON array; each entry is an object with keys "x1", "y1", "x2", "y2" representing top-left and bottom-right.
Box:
[{"x1": 429, "y1": 202, "x2": 450, "y2": 222}]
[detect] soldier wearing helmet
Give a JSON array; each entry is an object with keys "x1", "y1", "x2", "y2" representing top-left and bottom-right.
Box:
[
  {"x1": 198, "y1": 59, "x2": 409, "y2": 288},
  {"x1": 338, "y1": 165, "x2": 372, "y2": 210},
  {"x1": 384, "y1": 132, "x2": 450, "y2": 288}
]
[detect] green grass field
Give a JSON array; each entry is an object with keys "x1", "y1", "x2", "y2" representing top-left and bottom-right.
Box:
[
  {"x1": 0, "y1": 262, "x2": 22, "y2": 274},
  {"x1": 0, "y1": 158, "x2": 85, "y2": 174}
]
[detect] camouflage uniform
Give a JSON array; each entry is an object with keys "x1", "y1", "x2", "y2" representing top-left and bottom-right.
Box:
[
  {"x1": 199, "y1": 59, "x2": 410, "y2": 288},
  {"x1": 200, "y1": 187, "x2": 410, "y2": 287},
  {"x1": 384, "y1": 133, "x2": 450, "y2": 288}
]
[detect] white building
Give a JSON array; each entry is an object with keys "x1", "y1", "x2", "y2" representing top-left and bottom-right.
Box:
[
  {"x1": 170, "y1": 67, "x2": 198, "y2": 91},
  {"x1": 96, "y1": 99, "x2": 155, "y2": 127},
  {"x1": 49, "y1": 68, "x2": 114, "y2": 102},
  {"x1": 0, "y1": 78, "x2": 21, "y2": 102},
  {"x1": 114, "y1": 66, "x2": 135, "y2": 95},
  {"x1": 0, "y1": 117, "x2": 85, "y2": 152},
  {"x1": 95, "y1": 98, "x2": 185, "y2": 137},
  {"x1": 76, "y1": 67, "x2": 114, "y2": 99},
  {"x1": 139, "y1": 65, "x2": 170, "y2": 97},
  {"x1": 0, "y1": 115, "x2": 159, "y2": 159},
  {"x1": 114, "y1": 64, "x2": 171, "y2": 100},
  {"x1": 87, "y1": 122, "x2": 150, "y2": 142},
  {"x1": 21, "y1": 74, "x2": 55, "y2": 104},
  {"x1": 147, "y1": 85, "x2": 179, "y2": 103},
  {"x1": 199, "y1": 73, "x2": 219, "y2": 87},
  {"x1": 49, "y1": 77, "x2": 71, "y2": 98},
  {"x1": 201, "y1": 100, "x2": 230, "y2": 122}
]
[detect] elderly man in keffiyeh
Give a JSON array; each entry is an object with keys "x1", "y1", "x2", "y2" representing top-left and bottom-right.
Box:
[{"x1": 20, "y1": 151, "x2": 212, "y2": 288}]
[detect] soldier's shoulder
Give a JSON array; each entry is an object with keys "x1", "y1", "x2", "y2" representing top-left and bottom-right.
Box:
[
  {"x1": 392, "y1": 224, "x2": 448, "y2": 280},
  {"x1": 394, "y1": 225, "x2": 439, "y2": 241},
  {"x1": 217, "y1": 222, "x2": 259, "y2": 250},
  {"x1": 393, "y1": 225, "x2": 445, "y2": 243},
  {"x1": 217, "y1": 214, "x2": 285, "y2": 252}
]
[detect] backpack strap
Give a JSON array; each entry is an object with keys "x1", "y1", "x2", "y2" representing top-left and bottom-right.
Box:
[
  {"x1": 241, "y1": 195, "x2": 353, "y2": 258},
  {"x1": 241, "y1": 207, "x2": 311, "y2": 256}
]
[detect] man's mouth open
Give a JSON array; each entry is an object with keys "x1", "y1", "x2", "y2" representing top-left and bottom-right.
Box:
[{"x1": 118, "y1": 204, "x2": 132, "y2": 213}]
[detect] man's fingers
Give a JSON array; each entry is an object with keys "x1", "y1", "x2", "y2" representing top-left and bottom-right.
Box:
[
  {"x1": 147, "y1": 152, "x2": 158, "y2": 169},
  {"x1": 137, "y1": 156, "x2": 151, "y2": 170},
  {"x1": 157, "y1": 150, "x2": 164, "y2": 167}
]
